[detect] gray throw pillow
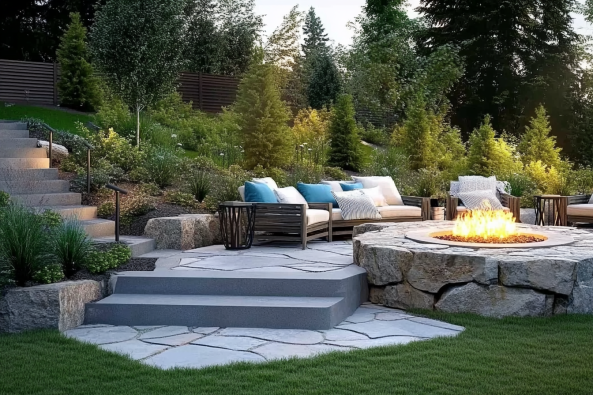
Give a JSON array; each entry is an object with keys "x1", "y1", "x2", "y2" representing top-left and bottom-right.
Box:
[
  {"x1": 332, "y1": 190, "x2": 382, "y2": 220},
  {"x1": 456, "y1": 190, "x2": 504, "y2": 210}
]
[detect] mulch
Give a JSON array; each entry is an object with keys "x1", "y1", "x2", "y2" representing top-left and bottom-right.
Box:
[{"x1": 121, "y1": 203, "x2": 209, "y2": 236}]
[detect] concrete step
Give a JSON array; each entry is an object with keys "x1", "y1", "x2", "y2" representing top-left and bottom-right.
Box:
[
  {"x1": 33, "y1": 205, "x2": 98, "y2": 220},
  {"x1": 94, "y1": 236, "x2": 156, "y2": 258},
  {"x1": 0, "y1": 180, "x2": 70, "y2": 194},
  {"x1": 0, "y1": 168, "x2": 59, "y2": 181},
  {"x1": 11, "y1": 192, "x2": 81, "y2": 206},
  {"x1": 111, "y1": 266, "x2": 367, "y2": 299},
  {"x1": 0, "y1": 138, "x2": 38, "y2": 148},
  {"x1": 82, "y1": 219, "x2": 115, "y2": 238},
  {"x1": 85, "y1": 294, "x2": 345, "y2": 329},
  {"x1": 0, "y1": 147, "x2": 47, "y2": 158},
  {"x1": 0, "y1": 122, "x2": 27, "y2": 130},
  {"x1": 0, "y1": 158, "x2": 49, "y2": 169},
  {"x1": 0, "y1": 130, "x2": 29, "y2": 138}
]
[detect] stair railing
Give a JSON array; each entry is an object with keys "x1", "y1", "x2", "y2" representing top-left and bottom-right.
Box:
[
  {"x1": 33, "y1": 122, "x2": 94, "y2": 194},
  {"x1": 105, "y1": 184, "x2": 128, "y2": 242}
]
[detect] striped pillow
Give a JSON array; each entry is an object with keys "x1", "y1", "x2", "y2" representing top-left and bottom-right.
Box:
[
  {"x1": 456, "y1": 190, "x2": 504, "y2": 210},
  {"x1": 332, "y1": 190, "x2": 382, "y2": 220}
]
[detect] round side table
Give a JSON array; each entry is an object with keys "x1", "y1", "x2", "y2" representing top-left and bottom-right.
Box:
[
  {"x1": 533, "y1": 195, "x2": 567, "y2": 226},
  {"x1": 219, "y1": 202, "x2": 257, "y2": 250}
]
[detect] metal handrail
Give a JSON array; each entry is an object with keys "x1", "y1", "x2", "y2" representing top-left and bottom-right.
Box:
[
  {"x1": 105, "y1": 184, "x2": 129, "y2": 242},
  {"x1": 33, "y1": 122, "x2": 94, "y2": 194}
]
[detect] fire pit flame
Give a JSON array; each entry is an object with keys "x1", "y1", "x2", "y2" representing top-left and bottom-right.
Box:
[{"x1": 453, "y1": 206, "x2": 517, "y2": 241}]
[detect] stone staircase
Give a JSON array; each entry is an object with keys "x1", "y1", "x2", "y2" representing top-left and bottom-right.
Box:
[
  {"x1": 0, "y1": 121, "x2": 154, "y2": 256},
  {"x1": 84, "y1": 265, "x2": 368, "y2": 330}
]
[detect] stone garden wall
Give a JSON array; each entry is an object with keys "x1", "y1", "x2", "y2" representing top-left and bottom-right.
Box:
[{"x1": 353, "y1": 222, "x2": 593, "y2": 318}]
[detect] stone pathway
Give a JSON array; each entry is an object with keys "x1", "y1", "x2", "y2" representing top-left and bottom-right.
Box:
[{"x1": 64, "y1": 304, "x2": 464, "y2": 370}]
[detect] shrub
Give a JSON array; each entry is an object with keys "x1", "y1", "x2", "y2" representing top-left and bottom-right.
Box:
[
  {"x1": 518, "y1": 105, "x2": 561, "y2": 168},
  {"x1": 121, "y1": 193, "x2": 156, "y2": 225},
  {"x1": 97, "y1": 201, "x2": 115, "y2": 218},
  {"x1": 573, "y1": 166, "x2": 593, "y2": 195},
  {"x1": 0, "y1": 191, "x2": 9, "y2": 208},
  {"x1": 359, "y1": 123, "x2": 389, "y2": 146},
  {"x1": 187, "y1": 171, "x2": 211, "y2": 202},
  {"x1": 85, "y1": 243, "x2": 131, "y2": 274},
  {"x1": 88, "y1": 128, "x2": 145, "y2": 173},
  {"x1": 164, "y1": 191, "x2": 198, "y2": 208},
  {"x1": 53, "y1": 219, "x2": 93, "y2": 277},
  {"x1": 94, "y1": 88, "x2": 133, "y2": 132},
  {"x1": 39, "y1": 209, "x2": 63, "y2": 229},
  {"x1": 413, "y1": 168, "x2": 446, "y2": 198},
  {"x1": 251, "y1": 165, "x2": 288, "y2": 187},
  {"x1": 32, "y1": 264, "x2": 64, "y2": 284},
  {"x1": 323, "y1": 167, "x2": 348, "y2": 181},
  {"x1": 285, "y1": 163, "x2": 325, "y2": 186},
  {"x1": 0, "y1": 205, "x2": 51, "y2": 286},
  {"x1": 139, "y1": 183, "x2": 162, "y2": 197},
  {"x1": 144, "y1": 147, "x2": 181, "y2": 188},
  {"x1": 328, "y1": 94, "x2": 362, "y2": 171}
]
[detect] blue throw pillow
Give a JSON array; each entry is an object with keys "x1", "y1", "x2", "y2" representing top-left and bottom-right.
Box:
[
  {"x1": 244, "y1": 181, "x2": 277, "y2": 203},
  {"x1": 340, "y1": 182, "x2": 363, "y2": 191},
  {"x1": 297, "y1": 183, "x2": 338, "y2": 208}
]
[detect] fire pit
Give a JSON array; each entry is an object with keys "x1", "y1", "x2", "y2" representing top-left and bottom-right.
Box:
[{"x1": 352, "y1": 220, "x2": 593, "y2": 318}]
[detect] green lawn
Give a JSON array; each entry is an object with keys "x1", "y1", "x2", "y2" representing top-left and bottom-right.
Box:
[
  {"x1": 1, "y1": 312, "x2": 591, "y2": 395},
  {"x1": 0, "y1": 103, "x2": 93, "y2": 135}
]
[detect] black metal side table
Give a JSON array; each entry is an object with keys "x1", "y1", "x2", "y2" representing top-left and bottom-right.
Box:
[
  {"x1": 533, "y1": 195, "x2": 567, "y2": 226},
  {"x1": 219, "y1": 202, "x2": 257, "y2": 250}
]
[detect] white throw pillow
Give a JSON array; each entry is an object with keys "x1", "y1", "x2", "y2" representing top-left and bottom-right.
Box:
[
  {"x1": 274, "y1": 187, "x2": 309, "y2": 208},
  {"x1": 361, "y1": 187, "x2": 388, "y2": 207},
  {"x1": 320, "y1": 180, "x2": 355, "y2": 192},
  {"x1": 456, "y1": 190, "x2": 504, "y2": 210},
  {"x1": 458, "y1": 176, "x2": 497, "y2": 194},
  {"x1": 252, "y1": 177, "x2": 278, "y2": 190},
  {"x1": 588, "y1": 194, "x2": 593, "y2": 204},
  {"x1": 352, "y1": 176, "x2": 404, "y2": 205},
  {"x1": 332, "y1": 190, "x2": 381, "y2": 220}
]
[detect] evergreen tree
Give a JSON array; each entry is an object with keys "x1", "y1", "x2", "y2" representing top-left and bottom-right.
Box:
[
  {"x1": 401, "y1": 99, "x2": 443, "y2": 170},
  {"x1": 185, "y1": 0, "x2": 219, "y2": 74},
  {"x1": 518, "y1": 105, "x2": 562, "y2": 168},
  {"x1": 56, "y1": 12, "x2": 100, "y2": 111},
  {"x1": 307, "y1": 51, "x2": 342, "y2": 110},
  {"x1": 234, "y1": 60, "x2": 292, "y2": 169},
  {"x1": 302, "y1": 7, "x2": 329, "y2": 57},
  {"x1": 328, "y1": 94, "x2": 362, "y2": 171}
]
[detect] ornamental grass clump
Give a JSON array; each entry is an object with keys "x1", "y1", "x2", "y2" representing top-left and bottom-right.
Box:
[
  {"x1": 53, "y1": 219, "x2": 93, "y2": 277},
  {"x1": 187, "y1": 171, "x2": 211, "y2": 202}
]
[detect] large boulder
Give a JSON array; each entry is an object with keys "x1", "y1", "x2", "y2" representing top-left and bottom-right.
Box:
[
  {"x1": 435, "y1": 283, "x2": 553, "y2": 318},
  {"x1": 38, "y1": 140, "x2": 69, "y2": 162},
  {"x1": 0, "y1": 280, "x2": 102, "y2": 333},
  {"x1": 354, "y1": 243, "x2": 410, "y2": 286},
  {"x1": 144, "y1": 214, "x2": 221, "y2": 250},
  {"x1": 499, "y1": 258, "x2": 577, "y2": 295},
  {"x1": 568, "y1": 258, "x2": 593, "y2": 314},
  {"x1": 384, "y1": 282, "x2": 435, "y2": 310}
]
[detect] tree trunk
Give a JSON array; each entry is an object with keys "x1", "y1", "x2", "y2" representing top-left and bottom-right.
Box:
[{"x1": 136, "y1": 106, "x2": 140, "y2": 147}]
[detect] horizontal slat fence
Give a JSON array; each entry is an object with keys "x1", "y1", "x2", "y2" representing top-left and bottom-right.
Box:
[{"x1": 0, "y1": 59, "x2": 239, "y2": 113}]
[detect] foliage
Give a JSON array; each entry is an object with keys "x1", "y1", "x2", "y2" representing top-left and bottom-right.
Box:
[
  {"x1": 307, "y1": 50, "x2": 342, "y2": 110},
  {"x1": 39, "y1": 210, "x2": 64, "y2": 230},
  {"x1": 285, "y1": 163, "x2": 325, "y2": 186},
  {"x1": 400, "y1": 99, "x2": 443, "y2": 170},
  {"x1": 0, "y1": 191, "x2": 9, "y2": 208},
  {"x1": 234, "y1": 60, "x2": 292, "y2": 169},
  {"x1": 203, "y1": 165, "x2": 251, "y2": 210},
  {"x1": 120, "y1": 193, "x2": 156, "y2": 225},
  {"x1": 467, "y1": 116, "x2": 522, "y2": 177},
  {"x1": 323, "y1": 167, "x2": 348, "y2": 181},
  {"x1": 52, "y1": 219, "x2": 92, "y2": 278},
  {"x1": 163, "y1": 191, "x2": 198, "y2": 208},
  {"x1": 143, "y1": 147, "x2": 182, "y2": 188},
  {"x1": 0, "y1": 106, "x2": 91, "y2": 136},
  {"x1": 56, "y1": 12, "x2": 100, "y2": 112},
  {"x1": 88, "y1": 128, "x2": 145, "y2": 173},
  {"x1": 90, "y1": 0, "x2": 188, "y2": 146},
  {"x1": 187, "y1": 171, "x2": 211, "y2": 202},
  {"x1": 94, "y1": 89, "x2": 133, "y2": 132},
  {"x1": 32, "y1": 264, "x2": 64, "y2": 285},
  {"x1": 359, "y1": 123, "x2": 389, "y2": 146},
  {"x1": 328, "y1": 94, "x2": 362, "y2": 171},
  {"x1": 291, "y1": 107, "x2": 330, "y2": 164},
  {"x1": 25, "y1": 118, "x2": 91, "y2": 152},
  {"x1": 0, "y1": 205, "x2": 52, "y2": 287},
  {"x1": 302, "y1": 7, "x2": 329, "y2": 57},
  {"x1": 264, "y1": 6, "x2": 304, "y2": 76},
  {"x1": 85, "y1": 244, "x2": 131, "y2": 274},
  {"x1": 518, "y1": 105, "x2": 562, "y2": 168},
  {"x1": 184, "y1": 0, "x2": 219, "y2": 74},
  {"x1": 413, "y1": 168, "x2": 446, "y2": 198},
  {"x1": 573, "y1": 166, "x2": 593, "y2": 195}
]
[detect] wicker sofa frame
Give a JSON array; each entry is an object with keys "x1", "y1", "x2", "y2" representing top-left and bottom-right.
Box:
[{"x1": 446, "y1": 192, "x2": 521, "y2": 222}]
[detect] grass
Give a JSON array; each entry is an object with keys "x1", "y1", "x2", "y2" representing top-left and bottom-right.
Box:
[
  {"x1": 0, "y1": 312, "x2": 592, "y2": 395},
  {"x1": 0, "y1": 102, "x2": 93, "y2": 135}
]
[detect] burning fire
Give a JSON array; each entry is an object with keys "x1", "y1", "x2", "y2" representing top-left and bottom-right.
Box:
[{"x1": 453, "y1": 201, "x2": 517, "y2": 241}]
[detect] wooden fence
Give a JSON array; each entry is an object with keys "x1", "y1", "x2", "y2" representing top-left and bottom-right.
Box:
[{"x1": 0, "y1": 59, "x2": 239, "y2": 113}]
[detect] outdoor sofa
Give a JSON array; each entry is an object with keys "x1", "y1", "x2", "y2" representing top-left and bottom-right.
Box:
[{"x1": 562, "y1": 194, "x2": 593, "y2": 225}]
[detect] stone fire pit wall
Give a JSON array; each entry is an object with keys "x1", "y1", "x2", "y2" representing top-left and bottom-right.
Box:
[{"x1": 353, "y1": 221, "x2": 593, "y2": 318}]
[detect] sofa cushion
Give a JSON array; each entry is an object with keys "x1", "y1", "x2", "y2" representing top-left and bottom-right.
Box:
[
  {"x1": 306, "y1": 209, "x2": 330, "y2": 226},
  {"x1": 252, "y1": 177, "x2": 279, "y2": 190},
  {"x1": 332, "y1": 208, "x2": 344, "y2": 221},
  {"x1": 352, "y1": 176, "x2": 403, "y2": 205},
  {"x1": 332, "y1": 190, "x2": 381, "y2": 220},
  {"x1": 244, "y1": 182, "x2": 277, "y2": 203},
  {"x1": 238, "y1": 185, "x2": 245, "y2": 201},
  {"x1": 377, "y1": 205, "x2": 422, "y2": 219},
  {"x1": 320, "y1": 180, "x2": 355, "y2": 192},
  {"x1": 567, "y1": 204, "x2": 593, "y2": 217},
  {"x1": 340, "y1": 182, "x2": 363, "y2": 191},
  {"x1": 456, "y1": 189, "x2": 504, "y2": 210},
  {"x1": 361, "y1": 186, "x2": 388, "y2": 207},
  {"x1": 274, "y1": 187, "x2": 308, "y2": 207},
  {"x1": 297, "y1": 183, "x2": 338, "y2": 207}
]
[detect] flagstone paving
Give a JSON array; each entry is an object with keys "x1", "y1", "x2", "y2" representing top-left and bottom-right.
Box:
[{"x1": 64, "y1": 304, "x2": 464, "y2": 370}]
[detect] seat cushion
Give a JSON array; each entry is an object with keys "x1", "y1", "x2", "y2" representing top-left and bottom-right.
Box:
[
  {"x1": 297, "y1": 183, "x2": 338, "y2": 207},
  {"x1": 567, "y1": 204, "x2": 593, "y2": 217},
  {"x1": 244, "y1": 182, "x2": 277, "y2": 203},
  {"x1": 377, "y1": 205, "x2": 422, "y2": 219},
  {"x1": 456, "y1": 206, "x2": 510, "y2": 213},
  {"x1": 332, "y1": 208, "x2": 344, "y2": 221},
  {"x1": 352, "y1": 176, "x2": 404, "y2": 205},
  {"x1": 306, "y1": 209, "x2": 330, "y2": 226}
]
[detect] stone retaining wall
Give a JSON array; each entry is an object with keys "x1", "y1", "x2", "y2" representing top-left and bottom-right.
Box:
[{"x1": 353, "y1": 221, "x2": 593, "y2": 318}]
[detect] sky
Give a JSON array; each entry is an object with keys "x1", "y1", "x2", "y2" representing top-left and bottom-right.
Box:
[{"x1": 254, "y1": 0, "x2": 593, "y2": 47}]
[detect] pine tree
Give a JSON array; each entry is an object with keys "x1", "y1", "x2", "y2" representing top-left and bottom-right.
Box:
[
  {"x1": 307, "y1": 51, "x2": 341, "y2": 110},
  {"x1": 328, "y1": 94, "x2": 362, "y2": 171},
  {"x1": 56, "y1": 12, "x2": 99, "y2": 111},
  {"x1": 401, "y1": 99, "x2": 443, "y2": 170},
  {"x1": 302, "y1": 7, "x2": 329, "y2": 57},
  {"x1": 234, "y1": 60, "x2": 292, "y2": 169},
  {"x1": 517, "y1": 105, "x2": 561, "y2": 168}
]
